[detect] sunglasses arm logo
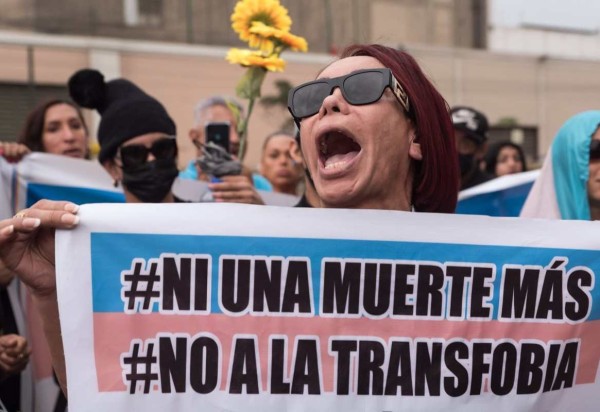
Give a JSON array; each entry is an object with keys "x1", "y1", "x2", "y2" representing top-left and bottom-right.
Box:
[{"x1": 392, "y1": 79, "x2": 410, "y2": 114}]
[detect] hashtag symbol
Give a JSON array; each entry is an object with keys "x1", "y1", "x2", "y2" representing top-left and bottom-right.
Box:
[
  {"x1": 122, "y1": 260, "x2": 161, "y2": 312},
  {"x1": 122, "y1": 340, "x2": 158, "y2": 394}
]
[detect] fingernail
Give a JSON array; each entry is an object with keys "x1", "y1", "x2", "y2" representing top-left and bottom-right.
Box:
[
  {"x1": 22, "y1": 218, "x2": 40, "y2": 228},
  {"x1": 64, "y1": 203, "x2": 79, "y2": 213},
  {"x1": 61, "y1": 214, "x2": 80, "y2": 226},
  {"x1": 0, "y1": 225, "x2": 14, "y2": 236}
]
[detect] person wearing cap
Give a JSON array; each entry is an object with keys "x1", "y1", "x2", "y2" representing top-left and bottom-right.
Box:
[
  {"x1": 521, "y1": 111, "x2": 600, "y2": 221},
  {"x1": 68, "y1": 69, "x2": 180, "y2": 204},
  {"x1": 451, "y1": 106, "x2": 494, "y2": 190}
]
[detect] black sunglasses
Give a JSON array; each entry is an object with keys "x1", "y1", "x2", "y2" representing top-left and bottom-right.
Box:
[
  {"x1": 591, "y1": 139, "x2": 600, "y2": 161},
  {"x1": 119, "y1": 136, "x2": 177, "y2": 168},
  {"x1": 287, "y1": 68, "x2": 410, "y2": 123}
]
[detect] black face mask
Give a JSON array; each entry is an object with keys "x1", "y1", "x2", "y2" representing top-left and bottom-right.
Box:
[
  {"x1": 458, "y1": 153, "x2": 475, "y2": 177},
  {"x1": 121, "y1": 159, "x2": 178, "y2": 203}
]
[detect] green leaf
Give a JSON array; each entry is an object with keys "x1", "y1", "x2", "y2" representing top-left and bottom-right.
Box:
[{"x1": 235, "y1": 66, "x2": 267, "y2": 100}]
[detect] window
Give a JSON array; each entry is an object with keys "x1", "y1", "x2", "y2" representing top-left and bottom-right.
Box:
[
  {"x1": 0, "y1": 83, "x2": 69, "y2": 143},
  {"x1": 123, "y1": 0, "x2": 163, "y2": 27}
]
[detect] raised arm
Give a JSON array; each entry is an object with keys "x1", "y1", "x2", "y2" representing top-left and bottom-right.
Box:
[{"x1": 0, "y1": 200, "x2": 80, "y2": 395}]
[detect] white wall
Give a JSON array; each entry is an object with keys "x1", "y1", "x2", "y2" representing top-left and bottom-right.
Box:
[{"x1": 488, "y1": 0, "x2": 600, "y2": 60}]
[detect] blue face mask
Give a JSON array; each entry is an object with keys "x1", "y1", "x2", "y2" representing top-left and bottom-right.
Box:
[{"x1": 121, "y1": 158, "x2": 178, "y2": 203}]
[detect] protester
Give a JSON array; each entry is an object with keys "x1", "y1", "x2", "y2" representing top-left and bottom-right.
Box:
[
  {"x1": 68, "y1": 69, "x2": 180, "y2": 204},
  {"x1": 0, "y1": 98, "x2": 89, "y2": 162},
  {"x1": 521, "y1": 110, "x2": 600, "y2": 220},
  {"x1": 182, "y1": 96, "x2": 245, "y2": 171},
  {"x1": 451, "y1": 106, "x2": 494, "y2": 190},
  {"x1": 0, "y1": 69, "x2": 183, "y2": 410},
  {"x1": 0, "y1": 98, "x2": 88, "y2": 412},
  {"x1": 290, "y1": 44, "x2": 458, "y2": 211},
  {"x1": 0, "y1": 43, "x2": 458, "y2": 395},
  {"x1": 483, "y1": 140, "x2": 527, "y2": 177},
  {"x1": 180, "y1": 96, "x2": 270, "y2": 204},
  {"x1": 259, "y1": 131, "x2": 303, "y2": 195}
]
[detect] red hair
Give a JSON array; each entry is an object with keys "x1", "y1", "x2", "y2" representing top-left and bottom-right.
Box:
[{"x1": 340, "y1": 44, "x2": 458, "y2": 213}]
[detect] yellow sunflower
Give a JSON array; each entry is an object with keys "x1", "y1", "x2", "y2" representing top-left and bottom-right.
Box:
[
  {"x1": 226, "y1": 48, "x2": 286, "y2": 72},
  {"x1": 231, "y1": 0, "x2": 291, "y2": 49},
  {"x1": 249, "y1": 21, "x2": 308, "y2": 52},
  {"x1": 88, "y1": 140, "x2": 100, "y2": 158}
]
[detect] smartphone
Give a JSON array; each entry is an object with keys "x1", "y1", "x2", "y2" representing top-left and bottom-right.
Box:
[{"x1": 205, "y1": 122, "x2": 230, "y2": 152}]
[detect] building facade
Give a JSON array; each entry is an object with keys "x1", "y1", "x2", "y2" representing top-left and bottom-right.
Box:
[
  {"x1": 0, "y1": 0, "x2": 598, "y2": 168},
  {"x1": 0, "y1": 0, "x2": 486, "y2": 52}
]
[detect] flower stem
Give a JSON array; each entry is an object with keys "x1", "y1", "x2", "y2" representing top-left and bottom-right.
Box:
[
  {"x1": 238, "y1": 96, "x2": 256, "y2": 161},
  {"x1": 235, "y1": 66, "x2": 266, "y2": 161}
]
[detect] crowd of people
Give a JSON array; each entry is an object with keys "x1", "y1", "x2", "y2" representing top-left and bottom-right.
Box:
[
  {"x1": 0, "y1": 42, "x2": 598, "y2": 409},
  {"x1": 0, "y1": 65, "x2": 531, "y2": 210}
]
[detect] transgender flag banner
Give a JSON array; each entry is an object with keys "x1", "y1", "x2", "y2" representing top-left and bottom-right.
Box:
[
  {"x1": 12, "y1": 152, "x2": 125, "y2": 210},
  {"x1": 56, "y1": 203, "x2": 600, "y2": 411},
  {"x1": 457, "y1": 170, "x2": 540, "y2": 217}
]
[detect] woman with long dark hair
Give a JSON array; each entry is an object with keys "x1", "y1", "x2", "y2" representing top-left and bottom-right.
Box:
[{"x1": 0, "y1": 99, "x2": 89, "y2": 162}]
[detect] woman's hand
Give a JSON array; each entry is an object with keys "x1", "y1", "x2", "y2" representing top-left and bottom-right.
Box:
[
  {"x1": 0, "y1": 142, "x2": 30, "y2": 163},
  {"x1": 0, "y1": 200, "x2": 80, "y2": 298},
  {"x1": 0, "y1": 334, "x2": 30, "y2": 376},
  {"x1": 0, "y1": 200, "x2": 79, "y2": 394}
]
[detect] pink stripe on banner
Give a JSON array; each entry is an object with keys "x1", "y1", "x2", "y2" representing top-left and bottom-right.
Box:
[{"x1": 93, "y1": 314, "x2": 600, "y2": 393}]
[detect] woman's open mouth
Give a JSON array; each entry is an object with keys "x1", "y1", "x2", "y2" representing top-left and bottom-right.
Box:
[
  {"x1": 63, "y1": 148, "x2": 84, "y2": 158},
  {"x1": 318, "y1": 130, "x2": 362, "y2": 172}
]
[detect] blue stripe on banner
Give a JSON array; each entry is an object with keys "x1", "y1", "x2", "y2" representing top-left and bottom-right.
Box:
[
  {"x1": 456, "y1": 182, "x2": 533, "y2": 217},
  {"x1": 26, "y1": 183, "x2": 125, "y2": 207},
  {"x1": 91, "y1": 233, "x2": 600, "y2": 321}
]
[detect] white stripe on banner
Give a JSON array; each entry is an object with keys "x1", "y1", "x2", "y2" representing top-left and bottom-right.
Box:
[
  {"x1": 0, "y1": 157, "x2": 15, "y2": 219},
  {"x1": 13, "y1": 152, "x2": 124, "y2": 213}
]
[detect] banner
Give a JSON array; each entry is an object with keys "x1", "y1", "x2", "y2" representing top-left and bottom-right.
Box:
[
  {"x1": 2, "y1": 152, "x2": 541, "y2": 218},
  {"x1": 457, "y1": 170, "x2": 540, "y2": 217},
  {"x1": 56, "y1": 203, "x2": 600, "y2": 411},
  {"x1": 5, "y1": 152, "x2": 298, "y2": 210},
  {"x1": 9, "y1": 152, "x2": 124, "y2": 212},
  {"x1": 0, "y1": 157, "x2": 15, "y2": 219}
]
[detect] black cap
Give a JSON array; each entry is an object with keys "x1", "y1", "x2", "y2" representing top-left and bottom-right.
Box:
[
  {"x1": 450, "y1": 106, "x2": 489, "y2": 145},
  {"x1": 68, "y1": 69, "x2": 176, "y2": 163}
]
